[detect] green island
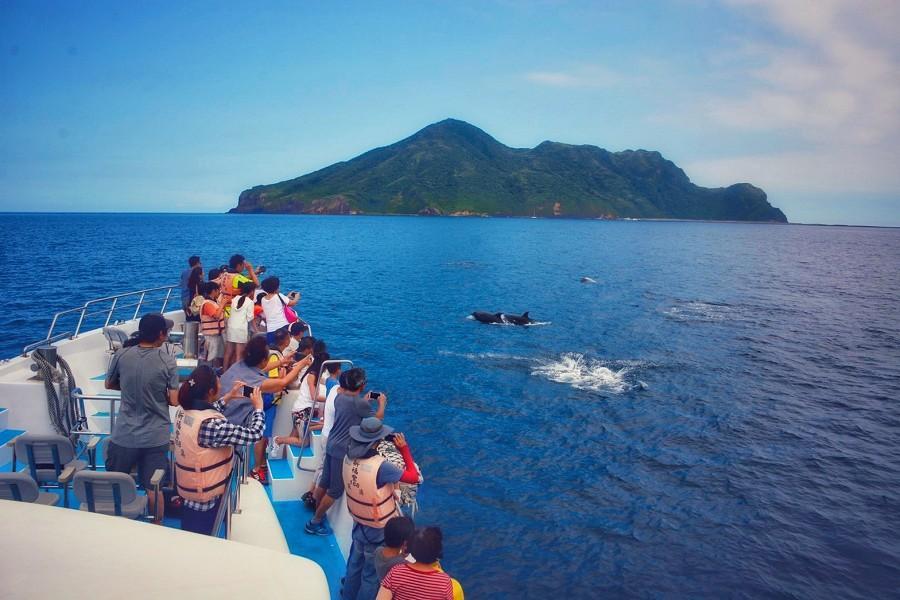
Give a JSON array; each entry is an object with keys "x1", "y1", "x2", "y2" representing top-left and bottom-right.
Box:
[{"x1": 231, "y1": 118, "x2": 787, "y2": 222}]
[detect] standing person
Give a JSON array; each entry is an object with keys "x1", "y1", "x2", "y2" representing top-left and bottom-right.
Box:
[
  {"x1": 305, "y1": 367, "x2": 386, "y2": 535},
  {"x1": 174, "y1": 365, "x2": 266, "y2": 535},
  {"x1": 218, "y1": 335, "x2": 313, "y2": 484},
  {"x1": 104, "y1": 313, "x2": 179, "y2": 522},
  {"x1": 180, "y1": 256, "x2": 201, "y2": 317},
  {"x1": 375, "y1": 516, "x2": 415, "y2": 582},
  {"x1": 198, "y1": 282, "x2": 227, "y2": 370},
  {"x1": 297, "y1": 360, "x2": 342, "y2": 509},
  {"x1": 275, "y1": 352, "x2": 329, "y2": 451},
  {"x1": 184, "y1": 265, "x2": 204, "y2": 322},
  {"x1": 223, "y1": 281, "x2": 256, "y2": 370},
  {"x1": 377, "y1": 527, "x2": 456, "y2": 600},
  {"x1": 341, "y1": 418, "x2": 420, "y2": 600},
  {"x1": 259, "y1": 276, "x2": 300, "y2": 344},
  {"x1": 220, "y1": 254, "x2": 262, "y2": 311}
]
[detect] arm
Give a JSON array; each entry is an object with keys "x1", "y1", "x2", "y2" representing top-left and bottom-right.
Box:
[
  {"x1": 260, "y1": 354, "x2": 312, "y2": 392},
  {"x1": 198, "y1": 388, "x2": 265, "y2": 448},
  {"x1": 165, "y1": 352, "x2": 180, "y2": 406},
  {"x1": 375, "y1": 393, "x2": 387, "y2": 420},
  {"x1": 244, "y1": 261, "x2": 260, "y2": 286},
  {"x1": 376, "y1": 587, "x2": 392, "y2": 600},
  {"x1": 105, "y1": 351, "x2": 121, "y2": 390},
  {"x1": 167, "y1": 389, "x2": 179, "y2": 407},
  {"x1": 393, "y1": 433, "x2": 419, "y2": 484}
]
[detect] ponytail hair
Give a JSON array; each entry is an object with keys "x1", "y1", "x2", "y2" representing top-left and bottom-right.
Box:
[
  {"x1": 178, "y1": 365, "x2": 218, "y2": 410},
  {"x1": 236, "y1": 281, "x2": 257, "y2": 309}
]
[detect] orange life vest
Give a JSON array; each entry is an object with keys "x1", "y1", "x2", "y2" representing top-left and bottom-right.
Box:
[
  {"x1": 199, "y1": 299, "x2": 225, "y2": 336},
  {"x1": 343, "y1": 454, "x2": 399, "y2": 528},
  {"x1": 174, "y1": 408, "x2": 233, "y2": 503}
]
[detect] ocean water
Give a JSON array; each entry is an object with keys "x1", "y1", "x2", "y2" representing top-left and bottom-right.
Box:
[{"x1": 2, "y1": 213, "x2": 899, "y2": 598}]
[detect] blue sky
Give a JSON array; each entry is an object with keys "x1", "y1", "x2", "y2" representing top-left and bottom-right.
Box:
[{"x1": 1, "y1": 0, "x2": 898, "y2": 225}]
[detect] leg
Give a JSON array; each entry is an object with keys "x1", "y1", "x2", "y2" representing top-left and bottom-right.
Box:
[
  {"x1": 311, "y1": 454, "x2": 344, "y2": 522},
  {"x1": 341, "y1": 525, "x2": 366, "y2": 600},
  {"x1": 234, "y1": 342, "x2": 246, "y2": 363},
  {"x1": 223, "y1": 341, "x2": 235, "y2": 371},
  {"x1": 181, "y1": 496, "x2": 222, "y2": 535},
  {"x1": 137, "y1": 443, "x2": 170, "y2": 523},
  {"x1": 357, "y1": 528, "x2": 385, "y2": 600}
]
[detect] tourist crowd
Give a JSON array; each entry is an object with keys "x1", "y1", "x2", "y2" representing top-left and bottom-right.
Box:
[{"x1": 102, "y1": 253, "x2": 461, "y2": 600}]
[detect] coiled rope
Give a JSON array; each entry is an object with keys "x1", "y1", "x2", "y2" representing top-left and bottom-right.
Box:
[{"x1": 32, "y1": 351, "x2": 79, "y2": 442}]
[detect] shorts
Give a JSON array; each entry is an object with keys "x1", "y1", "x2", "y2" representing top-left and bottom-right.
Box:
[
  {"x1": 202, "y1": 334, "x2": 224, "y2": 360},
  {"x1": 263, "y1": 404, "x2": 276, "y2": 438},
  {"x1": 105, "y1": 441, "x2": 169, "y2": 489},
  {"x1": 224, "y1": 326, "x2": 248, "y2": 344},
  {"x1": 319, "y1": 452, "x2": 345, "y2": 499},
  {"x1": 292, "y1": 407, "x2": 311, "y2": 431},
  {"x1": 265, "y1": 326, "x2": 288, "y2": 346}
]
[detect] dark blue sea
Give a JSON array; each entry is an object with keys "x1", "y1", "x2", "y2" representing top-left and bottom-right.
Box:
[{"x1": 2, "y1": 213, "x2": 899, "y2": 598}]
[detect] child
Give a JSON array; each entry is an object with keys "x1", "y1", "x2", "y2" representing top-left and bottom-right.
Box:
[
  {"x1": 297, "y1": 360, "x2": 342, "y2": 509},
  {"x1": 375, "y1": 516, "x2": 415, "y2": 582},
  {"x1": 223, "y1": 281, "x2": 256, "y2": 370}
]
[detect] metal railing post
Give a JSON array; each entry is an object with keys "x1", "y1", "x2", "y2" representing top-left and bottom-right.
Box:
[
  {"x1": 104, "y1": 297, "x2": 119, "y2": 328},
  {"x1": 132, "y1": 292, "x2": 146, "y2": 320},
  {"x1": 161, "y1": 287, "x2": 173, "y2": 313},
  {"x1": 296, "y1": 359, "x2": 352, "y2": 472},
  {"x1": 73, "y1": 307, "x2": 88, "y2": 338}
]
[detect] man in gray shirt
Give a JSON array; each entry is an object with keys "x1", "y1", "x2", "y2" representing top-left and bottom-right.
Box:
[{"x1": 105, "y1": 313, "x2": 179, "y2": 520}]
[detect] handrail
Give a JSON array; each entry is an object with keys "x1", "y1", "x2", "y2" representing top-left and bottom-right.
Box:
[
  {"x1": 21, "y1": 332, "x2": 74, "y2": 356},
  {"x1": 296, "y1": 359, "x2": 353, "y2": 472},
  {"x1": 43, "y1": 284, "x2": 180, "y2": 344}
]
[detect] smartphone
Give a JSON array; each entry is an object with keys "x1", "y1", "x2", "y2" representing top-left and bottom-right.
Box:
[
  {"x1": 369, "y1": 391, "x2": 381, "y2": 401},
  {"x1": 243, "y1": 385, "x2": 254, "y2": 398},
  {"x1": 289, "y1": 291, "x2": 299, "y2": 298}
]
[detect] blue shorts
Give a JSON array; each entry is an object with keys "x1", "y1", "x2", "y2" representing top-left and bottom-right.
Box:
[
  {"x1": 319, "y1": 452, "x2": 345, "y2": 499},
  {"x1": 265, "y1": 326, "x2": 288, "y2": 346},
  {"x1": 263, "y1": 404, "x2": 276, "y2": 438}
]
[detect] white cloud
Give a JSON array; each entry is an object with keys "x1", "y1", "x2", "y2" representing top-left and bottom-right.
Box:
[
  {"x1": 687, "y1": 0, "x2": 900, "y2": 200},
  {"x1": 524, "y1": 65, "x2": 622, "y2": 88}
]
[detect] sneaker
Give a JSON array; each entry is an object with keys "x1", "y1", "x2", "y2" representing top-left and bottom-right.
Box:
[
  {"x1": 305, "y1": 519, "x2": 330, "y2": 536},
  {"x1": 250, "y1": 467, "x2": 270, "y2": 486},
  {"x1": 301, "y1": 491, "x2": 317, "y2": 511}
]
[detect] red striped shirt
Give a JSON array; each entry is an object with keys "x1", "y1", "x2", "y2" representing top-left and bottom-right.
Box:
[{"x1": 382, "y1": 563, "x2": 453, "y2": 600}]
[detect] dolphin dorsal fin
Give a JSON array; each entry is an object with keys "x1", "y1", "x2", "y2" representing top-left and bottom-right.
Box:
[{"x1": 522, "y1": 312, "x2": 529, "y2": 319}]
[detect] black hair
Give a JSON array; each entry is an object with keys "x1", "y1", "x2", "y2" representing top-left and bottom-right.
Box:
[
  {"x1": 244, "y1": 335, "x2": 270, "y2": 367},
  {"x1": 229, "y1": 254, "x2": 245, "y2": 270},
  {"x1": 408, "y1": 527, "x2": 444, "y2": 564},
  {"x1": 188, "y1": 255, "x2": 200, "y2": 267},
  {"x1": 383, "y1": 516, "x2": 415, "y2": 549},
  {"x1": 307, "y1": 352, "x2": 330, "y2": 383},
  {"x1": 236, "y1": 281, "x2": 257, "y2": 309},
  {"x1": 290, "y1": 322, "x2": 309, "y2": 337},
  {"x1": 325, "y1": 362, "x2": 342, "y2": 375},
  {"x1": 187, "y1": 265, "x2": 203, "y2": 294},
  {"x1": 270, "y1": 328, "x2": 291, "y2": 349},
  {"x1": 298, "y1": 336, "x2": 316, "y2": 352},
  {"x1": 313, "y1": 339, "x2": 327, "y2": 355},
  {"x1": 137, "y1": 313, "x2": 169, "y2": 343},
  {"x1": 261, "y1": 276, "x2": 280, "y2": 294},
  {"x1": 202, "y1": 281, "x2": 220, "y2": 298},
  {"x1": 341, "y1": 367, "x2": 366, "y2": 392},
  {"x1": 178, "y1": 365, "x2": 217, "y2": 410},
  {"x1": 208, "y1": 267, "x2": 222, "y2": 282}
]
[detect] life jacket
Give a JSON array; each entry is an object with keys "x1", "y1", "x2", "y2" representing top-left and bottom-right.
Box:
[
  {"x1": 220, "y1": 271, "x2": 247, "y2": 316},
  {"x1": 343, "y1": 454, "x2": 399, "y2": 528},
  {"x1": 174, "y1": 408, "x2": 233, "y2": 503},
  {"x1": 199, "y1": 299, "x2": 225, "y2": 336},
  {"x1": 264, "y1": 349, "x2": 284, "y2": 406}
]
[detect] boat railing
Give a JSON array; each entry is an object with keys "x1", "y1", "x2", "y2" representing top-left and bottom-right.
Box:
[
  {"x1": 213, "y1": 442, "x2": 252, "y2": 539},
  {"x1": 27, "y1": 285, "x2": 180, "y2": 354}
]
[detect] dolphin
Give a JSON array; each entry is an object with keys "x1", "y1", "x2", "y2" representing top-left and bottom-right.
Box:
[
  {"x1": 471, "y1": 311, "x2": 534, "y2": 325},
  {"x1": 580, "y1": 276, "x2": 598, "y2": 284}
]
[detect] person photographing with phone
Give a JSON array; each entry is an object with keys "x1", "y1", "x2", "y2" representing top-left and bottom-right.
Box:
[
  {"x1": 218, "y1": 335, "x2": 313, "y2": 484},
  {"x1": 306, "y1": 367, "x2": 387, "y2": 536},
  {"x1": 173, "y1": 365, "x2": 266, "y2": 535},
  {"x1": 259, "y1": 276, "x2": 301, "y2": 345}
]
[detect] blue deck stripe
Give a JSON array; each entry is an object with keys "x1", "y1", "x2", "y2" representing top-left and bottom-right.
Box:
[
  {"x1": 0, "y1": 429, "x2": 26, "y2": 446},
  {"x1": 268, "y1": 457, "x2": 294, "y2": 480}
]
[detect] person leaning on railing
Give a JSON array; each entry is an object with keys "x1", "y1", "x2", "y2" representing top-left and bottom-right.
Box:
[{"x1": 173, "y1": 365, "x2": 266, "y2": 535}]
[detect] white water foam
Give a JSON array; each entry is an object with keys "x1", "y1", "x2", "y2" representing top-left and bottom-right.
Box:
[
  {"x1": 663, "y1": 301, "x2": 733, "y2": 322},
  {"x1": 531, "y1": 352, "x2": 631, "y2": 393}
]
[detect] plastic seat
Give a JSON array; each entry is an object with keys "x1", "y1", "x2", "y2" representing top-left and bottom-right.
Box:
[
  {"x1": 14, "y1": 434, "x2": 87, "y2": 507},
  {"x1": 0, "y1": 472, "x2": 60, "y2": 506},
  {"x1": 73, "y1": 471, "x2": 148, "y2": 519}
]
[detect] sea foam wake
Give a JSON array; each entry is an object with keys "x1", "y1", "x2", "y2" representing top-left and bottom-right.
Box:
[{"x1": 531, "y1": 352, "x2": 632, "y2": 393}]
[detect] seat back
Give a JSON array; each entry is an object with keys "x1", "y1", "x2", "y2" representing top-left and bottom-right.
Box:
[
  {"x1": 102, "y1": 327, "x2": 131, "y2": 352},
  {"x1": 73, "y1": 471, "x2": 138, "y2": 516},
  {"x1": 0, "y1": 472, "x2": 40, "y2": 503},
  {"x1": 14, "y1": 434, "x2": 76, "y2": 485}
]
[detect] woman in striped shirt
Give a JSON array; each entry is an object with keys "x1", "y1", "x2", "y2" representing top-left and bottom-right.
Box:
[{"x1": 378, "y1": 527, "x2": 458, "y2": 600}]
